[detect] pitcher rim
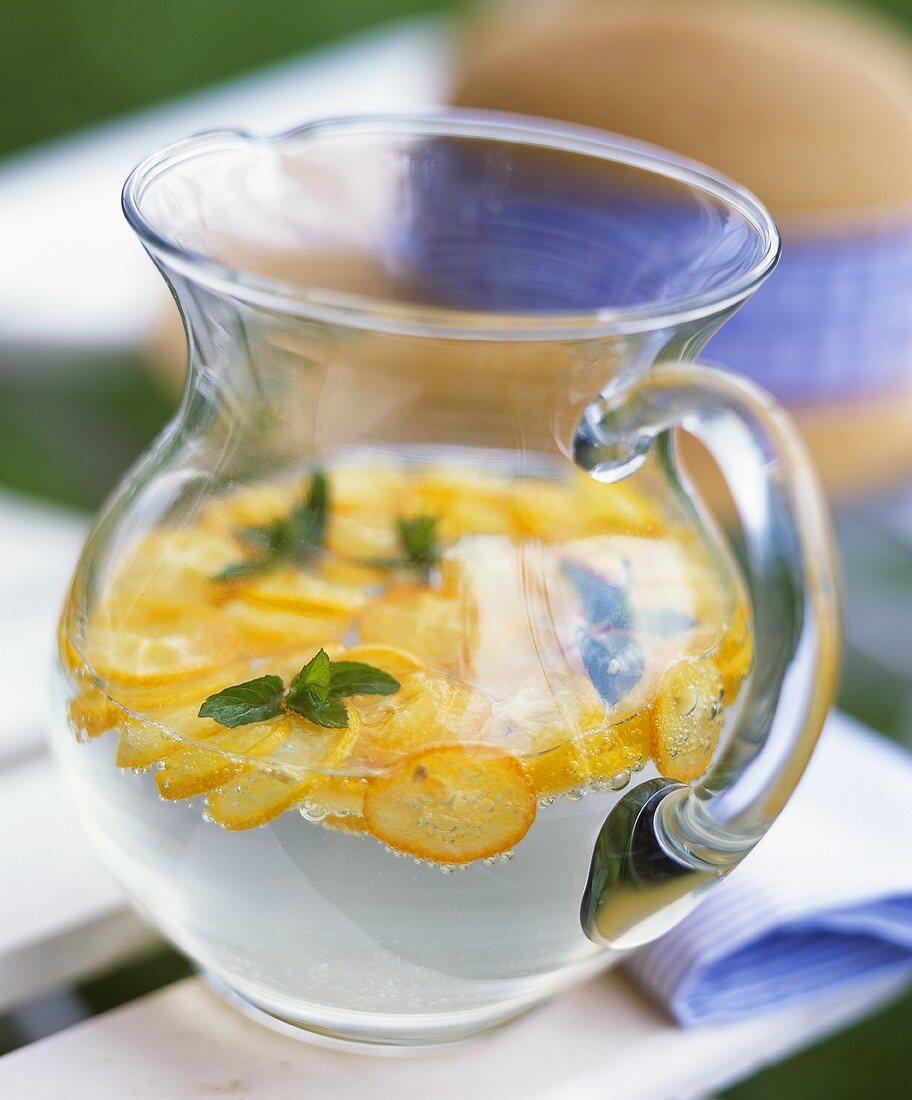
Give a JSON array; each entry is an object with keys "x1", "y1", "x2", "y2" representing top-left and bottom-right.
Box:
[{"x1": 122, "y1": 109, "x2": 781, "y2": 340}]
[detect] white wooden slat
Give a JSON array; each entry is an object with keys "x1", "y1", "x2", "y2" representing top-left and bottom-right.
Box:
[
  {"x1": 0, "y1": 970, "x2": 903, "y2": 1100},
  {"x1": 0, "y1": 755, "x2": 157, "y2": 1012}
]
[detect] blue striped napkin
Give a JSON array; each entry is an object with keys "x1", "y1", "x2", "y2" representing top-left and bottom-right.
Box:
[{"x1": 626, "y1": 711, "x2": 912, "y2": 1025}]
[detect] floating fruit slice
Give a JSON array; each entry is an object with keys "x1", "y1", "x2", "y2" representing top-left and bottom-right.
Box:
[
  {"x1": 319, "y1": 557, "x2": 385, "y2": 587},
  {"x1": 114, "y1": 704, "x2": 221, "y2": 770},
  {"x1": 327, "y1": 512, "x2": 399, "y2": 559},
  {"x1": 524, "y1": 739, "x2": 590, "y2": 800},
  {"x1": 499, "y1": 678, "x2": 604, "y2": 797},
  {"x1": 67, "y1": 687, "x2": 123, "y2": 740},
  {"x1": 516, "y1": 475, "x2": 662, "y2": 542},
  {"x1": 323, "y1": 813, "x2": 368, "y2": 835},
  {"x1": 220, "y1": 600, "x2": 350, "y2": 652},
  {"x1": 352, "y1": 671, "x2": 492, "y2": 769},
  {"x1": 205, "y1": 716, "x2": 360, "y2": 829},
  {"x1": 303, "y1": 774, "x2": 367, "y2": 819},
  {"x1": 364, "y1": 744, "x2": 536, "y2": 863},
  {"x1": 206, "y1": 765, "x2": 313, "y2": 830},
  {"x1": 156, "y1": 717, "x2": 293, "y2": 801},
  {"x1": 582, "y1": 712, "x2": 651, "y2": 785},
  {"x1": 103, "y1": 530, "x2": 238, "y2": 622},
  {"x1": 337, "y1": 644, "x2": 424, "y2": 676},
  {"x1": 197, "y1": 482, "x2": 298, "y2": 538},
  {"x1": 651, "y1": 659, "x2": 724, "y2": 782},
  {"x1": 359, "y1": 583, "x2": 475, "y2": 675},
  {"x1": 714, "y1": 601, "x2": 753, "y2": 704},
  {"x1": 86, "y1": 618, "x2": 234, "y2": 686},
  {"x1": 329, "y1": 463, "x2": 406, "y2": 517},
  {"x1": 238, "y1": 569, "x2": 367, "y2": 616},
  {"x1": 405, "y1": 468, "x2": 517, "y2": 539}
]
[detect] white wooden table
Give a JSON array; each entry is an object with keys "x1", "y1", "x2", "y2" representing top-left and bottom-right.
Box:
[{"x1": 0, "y1": 19, "x2": 906, "y2": 1098}]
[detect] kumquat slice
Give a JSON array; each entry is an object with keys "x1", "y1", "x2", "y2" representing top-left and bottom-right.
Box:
[{"x1": 364, "y1": 743, "x2": 536, "y2": 864}]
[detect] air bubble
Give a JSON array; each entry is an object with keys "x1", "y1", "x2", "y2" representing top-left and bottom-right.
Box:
[
  {"x1": 609, "y1": 770, "x2": 631, "y2": 791},
  {"x1": 483, "y1": 856, "x2": 497, "y2": 866},
  {"x1": 499, "y1": 850, "x2": 514, "y2": 862},
  {"x1": 440, "y1": 864, "x2": 455, "y2": 874},
  {"x1": 300, "y1": 806, "x2": 328, "y2": 822}
]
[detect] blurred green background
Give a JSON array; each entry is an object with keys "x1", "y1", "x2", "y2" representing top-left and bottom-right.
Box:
[{"x1": 0, "y1": 1, "x2": 910, "y2": 1096}]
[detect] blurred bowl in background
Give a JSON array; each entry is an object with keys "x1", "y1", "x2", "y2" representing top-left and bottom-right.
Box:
[{"x1": 453, "y1": 0, "x2": 912, "y2": 502}]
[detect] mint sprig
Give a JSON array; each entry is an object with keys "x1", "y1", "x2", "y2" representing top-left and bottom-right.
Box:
[
  {"x1": 198, "y1": 675, "x2": 285, "y2": 727},
  {"x1": 215, "y1": 469, "x2": 329, "y2": 581},
  {"x1": 369, "y1": 514, "x2": 441, "y2": 578},
  {"x1": 198, "y1": 649, "x2": 399, "y2": 730},
  {"x1": 397, "y1": 515, "x2": 441, "y2": 571}
]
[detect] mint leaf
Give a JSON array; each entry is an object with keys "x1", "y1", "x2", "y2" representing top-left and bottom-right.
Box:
[
  {"x1": 397, "y1": 515, "x2": 440, "y2": 570},
  {"x1": 214, "y1": 558, "x2": 276, "y2": 582},
  {"x1": 288, "y1": 648, "x2": 333, "y2": 704},
  {"x1": 330, "y1": 661, "x2": 400, "y2": 697},
  {"x1": 289, "y1": 692, "x2": 349, "y2": 729},
  {"x1": 198, "y1": 647, "x2": 399, "y2": 734},
  {"x1": 214, "y1": 468, "x2": 329, "y2": 581},
  {"x1": 304, "y1": 468, "x2": 329, "y2": 541},
  {"x1": 198, "y1": 675, "x2": 284, "y2": 727}
]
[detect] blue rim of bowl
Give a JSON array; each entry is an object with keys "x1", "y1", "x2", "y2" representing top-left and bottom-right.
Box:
[{"x1": 122, "y1": 109, "x2": 781, "y2": 341}]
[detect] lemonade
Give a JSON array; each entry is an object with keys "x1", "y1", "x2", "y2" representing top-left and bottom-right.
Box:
[{"x1": 54, "y1": 455, "x2": 750, "y2": 1043}]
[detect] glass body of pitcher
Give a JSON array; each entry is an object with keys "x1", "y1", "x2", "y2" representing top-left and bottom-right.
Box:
[{"x1": 52, "y1": 113, "x2": 840, "y2": 1048}]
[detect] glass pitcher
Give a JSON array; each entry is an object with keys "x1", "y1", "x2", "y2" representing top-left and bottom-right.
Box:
[{"x1": 53, "y1": 113, "x2": 840, "y2": 1048}]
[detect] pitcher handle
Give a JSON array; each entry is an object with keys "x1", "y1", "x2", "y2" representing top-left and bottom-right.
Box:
[{"x1": 579, "y1": 362, "x2": 841, "y2": 948}]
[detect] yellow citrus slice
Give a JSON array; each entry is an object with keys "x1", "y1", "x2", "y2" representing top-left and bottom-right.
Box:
[
  {"x1": 303, "y1": 774, "x2": 367, "y2": 818},
  {"x1": 651, "y1": 659, "x2": 724, "y2": 782},
  {"x1": 365, "y1": 744, "x2": 536, "y2": 863},
  {"x1": 359, "y1": 583, "x2": 475, "y2": 675},
  {"x1": 405, "y1": 468, "x2": 517, "y2": 539},
  {"x1": 519, "y1": 699, "x2": 651, "y2": 799},
  {"x1": 156, "y1": 716, "x2": 293, "y2": 801},
  {"x1": 582, "y1": 712, "x2": 652, "y2": 784},
  {"x1": 329, "y1": 463, "x2": 407, "y2": 517},
  {"x1": 197, "y1": 483, "x2": 298, "y2": 538},
  {"x1": 515, "y1": 475, "x2": 662, "y2": 542},
  {"x1": 352, "y1": 671, "x2": 492, "y2": 769},
  {"x1": 220, "y1": 600, "x2": 351, "y2": 652},
  {"x1": 103, "y1": 530, "x2": 238, "y2": 621},
  {"x1": 238, "y1": 568, "x2": 367, "y2": 616},
  {"x1": 319, "y1": 557, "x2": 385, "y2": 587},
  {"x1": 205, "y1": 716, "x2": 360, "y2": 829},
  {"x1": 336, "y1": 643, "x2": 425, "y2": 676},
  {"x1": 323, "y1": 813, "x2": 368, "y2": 835},
  {"x1": 714, "y1": 601, "x2": 753, "y2": 704},
  {"x1": 327, "y1": 512, "x2": 398, "y2": 558},
  {"x1": 67, "y1": 687, "x2": 123, "y2": 740},
  {"x1": 85, "y1": 618, "x2": 234, "y2": 687},
  {"x1": 205, "y1": 765, "x2": 313, "y2": 830},
  {"x1": 114, "y1": 704, "x2": 221, "y2": 770}
]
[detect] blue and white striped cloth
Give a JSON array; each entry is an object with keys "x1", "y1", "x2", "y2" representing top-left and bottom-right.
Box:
[{"x1": 627, "y1": 711, "x2": 912, "y2": 1025}]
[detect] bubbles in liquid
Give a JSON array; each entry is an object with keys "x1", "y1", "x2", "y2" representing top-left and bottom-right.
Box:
[{"x1": 300, "y1": 806, "x2": 328, "y2": 823}]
